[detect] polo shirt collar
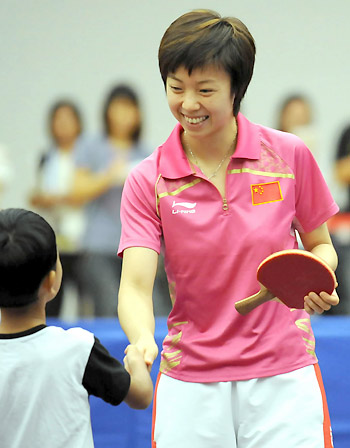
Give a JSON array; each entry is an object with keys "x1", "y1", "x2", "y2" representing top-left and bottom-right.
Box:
[
  {"x1": 233, "y1": 113, "x2": 261, "y2": 160},
  {"x1": 159, "y1": 124, "x2": 193, "y2": 179},
  {"x1": 159, "y1": 113, "x2": 261, "y2": 179}
]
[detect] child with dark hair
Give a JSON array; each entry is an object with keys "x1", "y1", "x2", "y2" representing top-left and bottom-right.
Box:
[
  {"x1": 0, "y1": 208, "x2": 153, "y2": 448},
  {"x1": 117, "y1": 9, "x2": 339, "y2": 448}
]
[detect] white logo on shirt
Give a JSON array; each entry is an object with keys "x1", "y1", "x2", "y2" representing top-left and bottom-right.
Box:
[{"x1": 172, "y1": 200, "x2": 196, "y2": 214}]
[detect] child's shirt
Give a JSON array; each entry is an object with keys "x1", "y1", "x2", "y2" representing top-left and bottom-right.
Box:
[{"x1": 0, "y1": 325, "x2": 130, "y2": 448}]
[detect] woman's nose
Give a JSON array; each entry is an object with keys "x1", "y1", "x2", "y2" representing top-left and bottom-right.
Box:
[{"x1": 182, "y1": 93, "x2": 200, "y2": 111}]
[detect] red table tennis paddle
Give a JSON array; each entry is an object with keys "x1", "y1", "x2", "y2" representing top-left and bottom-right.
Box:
[{"x1": 235, "y1": 249, "x2": 336, "y2": 315}]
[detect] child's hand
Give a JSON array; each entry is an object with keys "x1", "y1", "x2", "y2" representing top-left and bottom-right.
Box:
[
  {"x1": 123, "y1": 344, "x2": 154, "y2": 409},
  {"x1": 123, "y1": 345, "x2": 147, "y2": 374}
]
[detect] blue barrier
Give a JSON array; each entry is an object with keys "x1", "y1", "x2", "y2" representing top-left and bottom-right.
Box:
[{"x1": 47, "y1": 316, "x2": 350, "y2": 448}]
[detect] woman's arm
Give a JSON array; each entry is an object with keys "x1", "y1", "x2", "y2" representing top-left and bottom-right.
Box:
[
  {"x1": 118, "y1": 247, "x2": 159, "y2": 370},
  {"x1": 29, "y1": 192, "x2": 65, "y2": 208},
  {"x1": 69, "y1": 159, "x2": 128, "y2": 205},
  {"x1": 299, "y1": 222, "x2": 339, "y2": 314}
]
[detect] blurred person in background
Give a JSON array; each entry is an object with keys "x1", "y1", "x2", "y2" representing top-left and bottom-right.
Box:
[
  {"x1": 329, "y1": 123, "x2": 350, "y2": 314},
  {"x1": 277, "y1": 94, "x2": 319, "y2": 250},
  {"x1": 72, "y1": 83, "x2": 171, "y2": 317},
  {"x1": 0, "y1": 142, "x2": 13, "y2": 204},
  {"x1": 278, "y1": 97, "x2": 350, "y2": 314},
  {"x1": 30, "y1": 100, "x2": 86, "y2": 317},
  {"x1": 277, "y1": 94, "x2": 319, "y2": 162},
  {"x1": 335, "y1": 124, "x2": 350, "y2": 211}
]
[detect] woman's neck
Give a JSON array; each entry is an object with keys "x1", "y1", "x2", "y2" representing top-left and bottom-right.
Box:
[
  {"x1": 56, "y1": 138, "x2": 75, "y2": 152},
  {"x1": 182, "y1": 119, "x2": 238, "y2": 163},
  {"x1": 109, "y1": 135, "x2": 134, "y2": 150}
]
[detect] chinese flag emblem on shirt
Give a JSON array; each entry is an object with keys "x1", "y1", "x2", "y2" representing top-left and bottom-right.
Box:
[{"x1": 251, "y1": 181, "x2": 283, "y2": 205}]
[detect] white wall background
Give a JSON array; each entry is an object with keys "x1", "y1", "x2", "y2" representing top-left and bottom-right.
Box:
[{"x1": 0, "y1": 0, "x2": 349, "y2": 208}]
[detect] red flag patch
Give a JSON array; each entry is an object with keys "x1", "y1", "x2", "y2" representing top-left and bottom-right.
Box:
[{"x1": 251, "y1": 181, "x2": 283, "y2": 205}]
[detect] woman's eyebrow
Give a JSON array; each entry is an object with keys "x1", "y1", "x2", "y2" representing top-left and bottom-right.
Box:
[
  {"x1": 168, "y1": 75, "x2": 183, "y2": 82},
  {"x1": 168, "y1": 75, "x2": 216, "y2": 84}
]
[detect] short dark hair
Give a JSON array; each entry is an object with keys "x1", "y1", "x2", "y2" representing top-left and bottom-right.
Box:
[
  {"x1": 102, "y1": 83, "x2": 142, "y2": 142},
  {"x1": 158, "y1": 9, "x2": 256, "y2": 116},
  {"x1": 0, "y1": 209, "x2": 57, "y2": 307},
  {"x1": 48, "y1": 99, "x2": 83, "y2": 141}
]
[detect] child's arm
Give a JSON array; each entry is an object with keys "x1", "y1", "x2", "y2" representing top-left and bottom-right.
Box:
[
  {"x1": 82, "y1": 337, "x2": 131, "y2": 406},
  {"x1": 123, "y1": 345, "x2": 154, "y2": 409}
]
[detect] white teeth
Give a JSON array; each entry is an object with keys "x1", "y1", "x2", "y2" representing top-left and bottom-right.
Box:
[{"x1": 184, "y1": 116, "x2": 208, "y2": 124}]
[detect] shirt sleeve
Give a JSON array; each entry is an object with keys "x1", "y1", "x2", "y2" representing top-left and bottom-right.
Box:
[
  {"x1": 118, "y1": 162, "x2": 163, "y2": 256},
  {"x1": 74, "y1": 136, "x2": 99, "y2": 171},
  {"x1": 82, "y1": 337, "x2": 131, "y2": 406},
  {"x1": 294, "y1": 140, "x2": 339, "y2": 233}
]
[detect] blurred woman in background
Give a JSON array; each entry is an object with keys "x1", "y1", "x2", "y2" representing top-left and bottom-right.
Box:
[
  {"x1": 30, "y1": 100, "x2": 86, "y2": 317},
  {"x1": 0, "y1": 142, "x2": 13, "y2": 205},
  {"x1": 71, "y1": 84, "x2": 157, "y2": 316},
  {"x1": 277, "y1": 94, "x2": 318, "y2": 162}
]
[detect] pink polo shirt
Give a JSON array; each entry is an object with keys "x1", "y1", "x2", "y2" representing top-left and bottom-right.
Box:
[{"x1": 118, "y1": 113, "x2": 339, "y2": 382}]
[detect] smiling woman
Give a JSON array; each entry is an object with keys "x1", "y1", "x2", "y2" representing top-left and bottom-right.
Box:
[
  {"x1": 159, "y1": 14, "x2": 254, "y2": 195},
  {"x1": 166, "y1": 66, "x2": 234, "y2": 133},
  {"x1": 158, "y1": 12, "x2": 255, "y2": 117},
  {"x1": 117, "y1": 9, "x2": 339, "y2": 448},
  {"x1": 165, "y1": 65, "x2": 238, "y2": 196}
]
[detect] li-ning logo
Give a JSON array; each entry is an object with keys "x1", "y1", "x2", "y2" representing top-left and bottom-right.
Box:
[{"x1": 172, "y1": 200, "x2": 196, "y2": 214}]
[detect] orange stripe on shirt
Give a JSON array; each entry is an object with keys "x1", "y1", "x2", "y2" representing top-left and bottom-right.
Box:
[
  {"x1": 314, "y1": 364, "x2": 334, "y2": 448},
  {"x1": 151, "y1": 373, "x2": 162, "y2": 448}
]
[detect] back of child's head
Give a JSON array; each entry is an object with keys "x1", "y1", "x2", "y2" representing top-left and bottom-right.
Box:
[
  {"x1": 0, "y1": 208, "x2": 57, "y2": 307},
  {"x1": 158, "y1": 9, "x2": 256, "y2": 116}
]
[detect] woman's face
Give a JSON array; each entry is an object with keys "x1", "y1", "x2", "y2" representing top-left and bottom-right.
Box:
[
  {"x1": 51, "y1": 106, "x2": 80, "y2": 145},
  {"x1": 166, "y1": 64, "x2": 235, "y2": 141},
  {"x1": 107, "y1": 97, "x2": 140, "y2": 138},
  {"x1": 280, "y1": 99, "x2": 311, "y2": 132}
]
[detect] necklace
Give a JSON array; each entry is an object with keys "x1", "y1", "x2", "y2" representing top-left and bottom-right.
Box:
[{"x1": 183, "y1": 128, "x2": 237, "y2": 180}]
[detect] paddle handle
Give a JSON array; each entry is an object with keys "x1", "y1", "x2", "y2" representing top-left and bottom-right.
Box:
[{"x1": 235, "y1": 289, "x2": 276, "y2": 315}]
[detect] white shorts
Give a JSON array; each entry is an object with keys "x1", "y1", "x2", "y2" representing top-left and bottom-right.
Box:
[{"x1": 152, "y1": 364, "x2": 333, "y2": 448}]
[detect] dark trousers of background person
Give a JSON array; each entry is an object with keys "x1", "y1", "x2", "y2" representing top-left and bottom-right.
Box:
[
  {"x1": 79, "y1": 251, "x2": 172, "y2": 318},
  {"x1": 46, "y1": 252, "x2": 85, "y2": 317},
  {"x1": 330, "y1": 235, "x2": 350, "y2": 315},
  {"x1": 153, "y1": 254, "x2": 173, "y2": 316},
  {"x1": 79, "y1": 252, "x2": 121, "y2": 317}
]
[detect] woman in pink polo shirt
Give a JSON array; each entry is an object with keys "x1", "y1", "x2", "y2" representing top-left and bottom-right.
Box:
[{"x1": 117, "y1": 9, "x2": 339, "y2": 448}]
